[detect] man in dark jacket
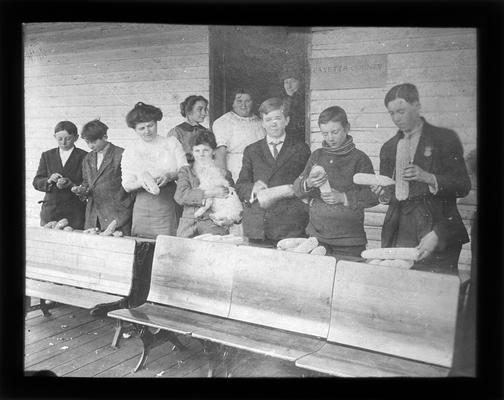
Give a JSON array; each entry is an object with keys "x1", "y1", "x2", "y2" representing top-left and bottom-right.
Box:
[
  {"x1": 236, "y1": 98, "x2": 311, "y2": 246},
  {"x1": 280, "y1": 63, "x2": 306, "y2": 143},
  {"x1": 373, "y1": 83, "x2": 471, "y2": 274}
]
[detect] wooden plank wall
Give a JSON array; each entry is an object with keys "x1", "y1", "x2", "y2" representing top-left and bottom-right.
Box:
[
  {"x1": 308, "y1": 28, "x2": 477, "y2": 271},
  {"x1": 24, "y1": 23, "x2": 210, "y2": 227}
]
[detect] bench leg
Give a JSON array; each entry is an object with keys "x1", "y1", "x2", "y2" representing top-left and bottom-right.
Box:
[
  {"x1": 133, "y1": 327, "x2": 188, "y2": 373},
  {"x1": 134, "y1": 326, "x2": 154, "y2": 373},
  {"x1": 24, "y1": 296, "x2": 31, "y2": 318},
  {"x1": 222, "y1": 347, "x2": 238, "y2": 378},
  {"x1": 40, "y1": 299, "x2": 51, "y2": 317},
  {"x1": 201, "y1": 341, "x2": 221, "y2": 377},
  {"x1": 111, "y1": 320, "x2": 124, "y2": 349},
  {"x1": 90, "y1": 298, "x2": 127, "y2": 317}
]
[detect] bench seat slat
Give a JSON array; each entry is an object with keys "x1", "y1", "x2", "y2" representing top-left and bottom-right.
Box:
[
  {"x1": 26, "y1": 279, "x2": 124, "y2": 309},
  {"x1": 295, "y1": 343, "x2": 450, "y2": 377},
  {"x1": 109, "y1": 304, "x2": 325, "y2": 362}
]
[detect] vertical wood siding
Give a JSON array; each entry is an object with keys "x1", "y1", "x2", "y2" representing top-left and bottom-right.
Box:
[
  {"x1": 24, "y1": 23, "x2": 210, "y2": 227},
  {"x1": 308, "y1": 28, "x2": 477, "y2": 271}
]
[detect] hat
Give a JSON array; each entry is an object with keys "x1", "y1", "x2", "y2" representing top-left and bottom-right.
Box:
[{"x1": 280, "y1": 62, "x2": 303, "y2": 81}]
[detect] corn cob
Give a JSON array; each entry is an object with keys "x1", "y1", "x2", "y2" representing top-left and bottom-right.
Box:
[{"x1": 361, "y1": 247, "x2": 419, "y2": 261}]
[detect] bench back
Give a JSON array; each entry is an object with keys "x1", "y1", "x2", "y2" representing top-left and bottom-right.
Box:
[
  {"x1": 147, "y1": 235, "x2": 234, "y2": 317},
  {"x1": 328, "y1": 260, "x2": 460, "y2": 367},
  {"x1": 26, "y1": 226, "x2": 136, "y2": 296},
  {"x1": 148, "y1": 236, "x2": 336, "y2": 337},
  {"x1": 228, "y1": 246, "x2": 336, "y2": 338}
]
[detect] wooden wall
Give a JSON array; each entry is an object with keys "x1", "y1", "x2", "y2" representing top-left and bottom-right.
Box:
[
  {"x1": 308, "y1": 28, "x2": 477, "y2": 272},
  {"x1": 24, "y1": 23, "x2": 210, "y2": 227}
]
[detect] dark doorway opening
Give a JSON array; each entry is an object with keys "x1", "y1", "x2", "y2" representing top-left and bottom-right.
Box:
[{"x1": 209, "y1": 25, "x2": 309, "y2": 142}]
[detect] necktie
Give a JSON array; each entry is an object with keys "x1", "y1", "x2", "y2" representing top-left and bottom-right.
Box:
[
  {"x1": 270, "y1": 141, "x2": 283, "y2": 159},
  {"x1": 395, "y1": 136, "x2": 410, "y2": 200}
]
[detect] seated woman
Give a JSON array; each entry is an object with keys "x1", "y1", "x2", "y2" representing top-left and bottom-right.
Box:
[
  {"x1": 175, "y1": 130, "x2": 240, "y2": 238},
  {"x1": 32, "y1": 120, "x2": 87, "y2": 229},
  {"x1": 121, "y1": 102, "x2": 188, "y2": 239},
  {"x1": 167, "y1": 94, "x2": 209, "y2": 160},
  {"x1": 293, "y1": 106, "x2": 378, "y2": 259}
]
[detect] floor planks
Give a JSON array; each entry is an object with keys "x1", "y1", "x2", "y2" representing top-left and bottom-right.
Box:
[{"x1": 25, "y1": 302, "x2": 315, "y2": 377}]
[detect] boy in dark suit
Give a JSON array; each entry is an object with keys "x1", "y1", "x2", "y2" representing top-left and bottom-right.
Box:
[
  {"x1": 71, "y1": 120, "x2": 133, "y2": 235},
  {"x1": 372, "y1": 83, "x2": 471, "y2": 273},
  {"x1": 236, "y1": 98, "x2": 311, "y2": 246},
  {"x1": 33, "y1": 121, "x2": 87, "y2": 229}
]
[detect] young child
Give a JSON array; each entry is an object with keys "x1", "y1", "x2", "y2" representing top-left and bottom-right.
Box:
[
  {"x1": 293, "y1": 106, "x2": 378, "y2": 259},
  {"x1": 71, "y1": 119, "x2": 133, "y2": 235},
  {"x1": 33, "y1": 120, "x2": 87, "y2": 229},
  {"x1": 174, "y1": 130, "x2": 240, "y2": 238}
]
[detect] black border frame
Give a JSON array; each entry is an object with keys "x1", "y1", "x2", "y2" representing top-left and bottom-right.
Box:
[{"x1": 1, "y1": 1, "x2": 503, "y2": 399}]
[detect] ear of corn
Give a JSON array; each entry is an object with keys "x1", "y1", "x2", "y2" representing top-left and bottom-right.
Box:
[
  {"x1": 141, "y1": 171, "x2": 160, "y2": 195},
  {"x1": 100, "y1": 219, "x2": 118, "y2": 236},
  {"x1": 361, "y1": 247, "x2": 419, "y2": 261},
  {"x1": 54, "y1": 218, "x2": 69, "y2": 230},
  {"x1": 288, "y1": 237, "x2": 319, "y2": 253},
  {"x1": 353, "y1": 173, "x2": 395, "y2": 187},
  {"x1": 310, "y1": 246, "x2": 327, "y2": 256},
  {"x1": 277, "y1": 237, "x2": 309, "y2": 250},
  {"x1": 310, "y1": 165, "x2": 331, "y2": 193},
  {"x1": 43, "y1": 221, "x2": 58, "y2": 229},
  {"x1": 377, "y1": 259, "x2": 414, "y2": 269}
]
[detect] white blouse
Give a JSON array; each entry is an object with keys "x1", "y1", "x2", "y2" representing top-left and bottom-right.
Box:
[
  {"x1": 212, "y1": 111, "x2": 266, "y2": 180},
  {"x1": 121, "y1": 135, "x2": 188, "y2": 190}
]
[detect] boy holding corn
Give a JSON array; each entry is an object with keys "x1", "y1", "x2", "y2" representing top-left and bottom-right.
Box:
[{"x1": 372, "y1": 83, "x2": 471, "y2": 273}]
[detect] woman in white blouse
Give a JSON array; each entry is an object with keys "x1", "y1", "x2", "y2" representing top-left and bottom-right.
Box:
[
  {"x1": 121, "y1": 102, "x2": 188, "y2": 238},
  {"x1": 213, "y1": 88, "x2": 266, "y2": 182}
]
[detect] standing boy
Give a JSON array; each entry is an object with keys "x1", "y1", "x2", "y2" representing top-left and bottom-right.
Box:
[
  {"x1": 236, "y1": 98, "x2": 311, "y2": 246},
  {"x1": 373, "y1": 83, "x2": 471, "y2": 273},
  {"x1": 33, "y1": 121, "x2": 87, "y2": 229},
  {"x1": 72, "y1": 119, "x2": 133, "y2": 235}
]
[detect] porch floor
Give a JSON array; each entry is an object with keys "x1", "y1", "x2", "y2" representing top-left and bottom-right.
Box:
[{"x1": 24, "y1": 302, "x2": 311, "y2": 378}]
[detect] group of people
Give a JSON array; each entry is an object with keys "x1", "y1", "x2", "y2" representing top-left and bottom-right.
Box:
[{"x1": 33, "y1": 82, "x2": 474, "y2": 274}]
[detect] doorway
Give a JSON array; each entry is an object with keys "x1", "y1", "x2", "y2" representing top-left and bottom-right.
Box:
[{"x1": 209, "y1": 25, "x2": 309, "y2": 142}]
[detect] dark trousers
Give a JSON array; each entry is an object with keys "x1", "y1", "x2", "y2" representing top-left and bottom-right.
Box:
[
  {"x1": 412, "y1": 244, "x2": 462, "y2": 275},
  {"x1": 319, "y1": 242, "x2": 366, "y2": 262}
]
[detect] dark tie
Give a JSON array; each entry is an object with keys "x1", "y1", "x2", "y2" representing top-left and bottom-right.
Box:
[{"x1": 270, "y1": 141, "x2": 283, "y2": 159}]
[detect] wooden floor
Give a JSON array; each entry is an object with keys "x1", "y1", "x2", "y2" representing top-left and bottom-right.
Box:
[{"x1": 24, "y1": 301, "x2": 313, "y2": 378}]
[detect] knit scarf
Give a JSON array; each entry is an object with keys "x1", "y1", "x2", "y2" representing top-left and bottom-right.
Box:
[{"x1": 321, "y1": 135, "x2": 356, "y2": 156}]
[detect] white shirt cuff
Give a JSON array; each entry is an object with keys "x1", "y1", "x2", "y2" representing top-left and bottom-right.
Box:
[{"x1": 429, "y1": 174, "x2": 439, "y2": 194}]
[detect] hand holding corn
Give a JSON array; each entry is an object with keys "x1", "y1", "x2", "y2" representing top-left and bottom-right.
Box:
[{"x1": 416, "y1": 230, "x2": 439, "y2": 260}]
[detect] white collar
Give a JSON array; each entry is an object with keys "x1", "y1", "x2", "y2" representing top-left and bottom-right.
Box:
[
  {"x1": 266, "y1": 133, "x2": 286, "y2": 145},
  {"x1": 59, "y1": 146, "x2": 74, "y2": 153}
]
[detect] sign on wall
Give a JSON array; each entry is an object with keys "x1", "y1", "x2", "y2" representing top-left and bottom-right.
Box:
[{"x1": 310, "y1": 54, "x2": 387, "y2": 90}]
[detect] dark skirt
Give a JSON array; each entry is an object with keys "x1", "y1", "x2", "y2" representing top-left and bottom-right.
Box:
[{"x1": 131, "y1": 182, "x2": 180, "y2": 239}]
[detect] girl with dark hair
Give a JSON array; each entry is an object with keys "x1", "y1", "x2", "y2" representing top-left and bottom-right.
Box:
[
  {"x1": 167, "y1": 95, "x2": 209, "y2": 158},
  {"x1": 33, "y1": 120, "x2": 87, "y2": 229},
  {"x1": 121, "y1": 102, "x2": 188, "y2": 238},
  {"x1": 293, "y1": 106, "x2": 378, "y2": 259},
  {"x1": 174, "y1": 129, "x2": 240, "y2": 238}
]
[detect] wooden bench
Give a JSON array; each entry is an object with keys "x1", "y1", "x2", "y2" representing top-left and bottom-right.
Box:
[
  {"x1": 295, "y1": 260, "x2": 460, "y2": 376},
  {"x1": 108, "y1": 235, "x2": 462, "y2": 377},
  {"x1": 108, "y1": 235, "x2": 335, "y2": 375},
  {"x1": 25, "y1": 226, "x2": 153, "y2": 317}
]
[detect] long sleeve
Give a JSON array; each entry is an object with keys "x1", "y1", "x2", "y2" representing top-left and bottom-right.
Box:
[
  {"x1": 120, "y1": 146, "x2": 142, "y2": 192},
  {"x1": 432, "y1": 129, "x2": 471, "y2": 198},
  {"x1": 32, "y1": 152, "x2": 53, "y2": 193},
  {"x1": 172, "y1": 137, "x2": 189, "y2": 171},
  {"x1": 293, "y1": 154, "x2": 317, "y2": 199},
  {"x1": 344, "y1": 154, "x2": 379, "y2": 209},
  {"x1": 174, "y1": 166, "x2": 205, "y2": 206},
  {"x1": 235, "y1": 149, "x2": 255, "y2": 202}
]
